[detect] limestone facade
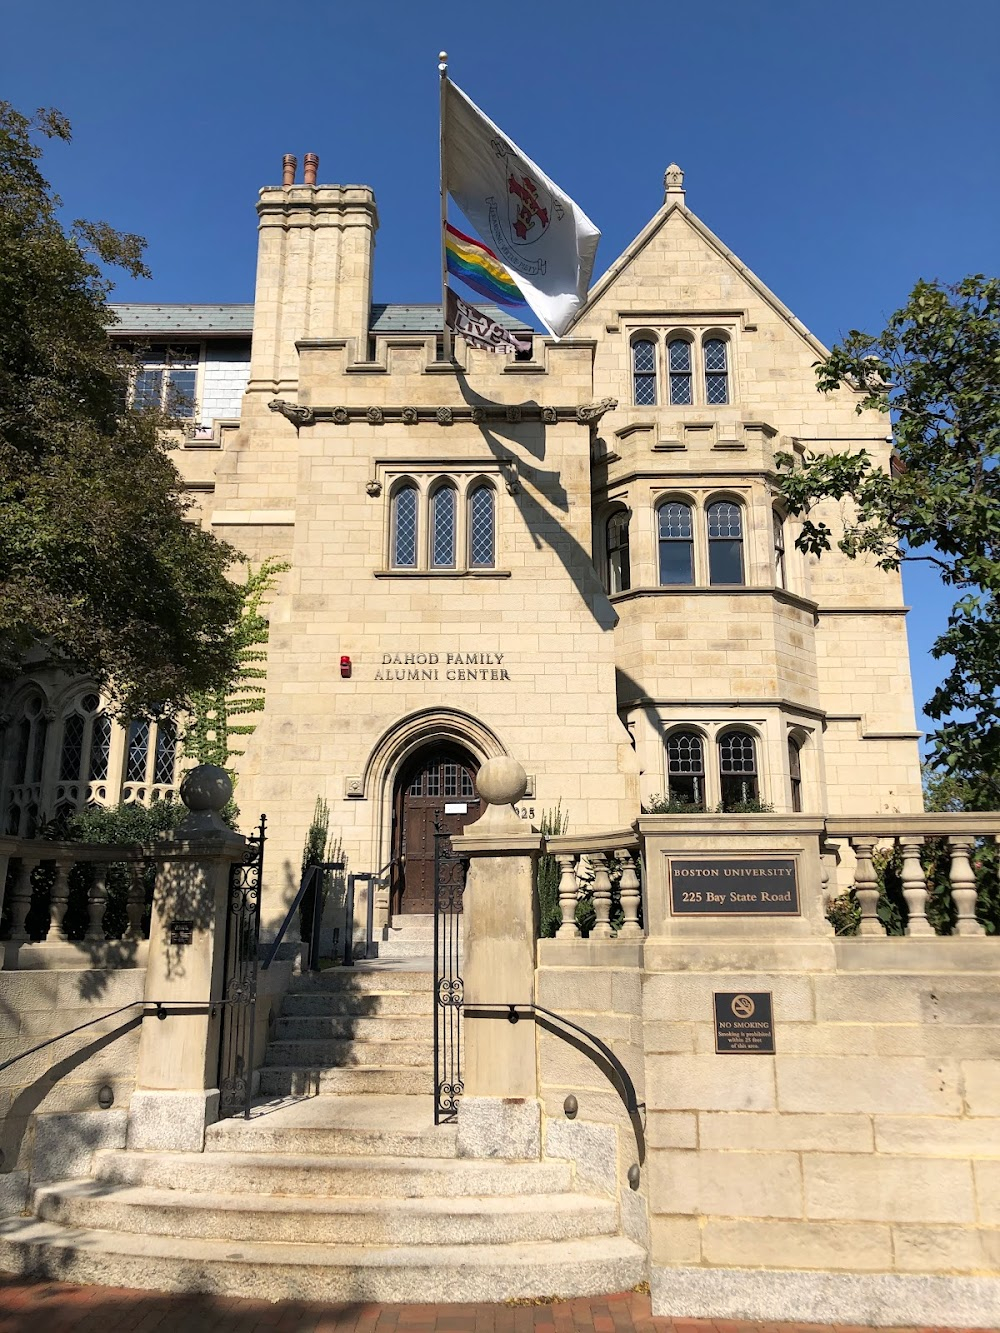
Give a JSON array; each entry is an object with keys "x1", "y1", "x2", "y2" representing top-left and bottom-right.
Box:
[{"x1": 0, "y1": 163, "x2": 923, "y2": 928}]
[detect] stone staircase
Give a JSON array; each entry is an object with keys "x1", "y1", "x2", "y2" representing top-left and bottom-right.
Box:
[
  {"x1": 0, "y1": 966, "x2": 645, "y2": 1301},
  {"x1": 378, "y1": 911, "x2": 438, "y2": 960}
]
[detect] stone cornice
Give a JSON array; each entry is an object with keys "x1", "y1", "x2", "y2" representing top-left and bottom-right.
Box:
[{"x1": 267, "y1": 398, "x2": 617, "y2": 429}]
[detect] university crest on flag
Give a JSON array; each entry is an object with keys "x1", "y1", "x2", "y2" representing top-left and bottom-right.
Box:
[{"x1": 442, "y1": 79, "x2": 600, "y2": 338}]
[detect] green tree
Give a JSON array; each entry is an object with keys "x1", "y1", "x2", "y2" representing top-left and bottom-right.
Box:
[
  {"x1": 775, "y1": 276, "x2": 1000, "y2": 804},
  {"x1": 0, "y1": 102, "x2": 242, "y2": 716}
]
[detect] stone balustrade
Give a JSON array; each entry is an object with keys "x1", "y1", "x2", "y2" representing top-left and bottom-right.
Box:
[
  {"x1": 826, "y1": 813, "x2": 1000, "y2": 938},
  {"x1": 543, "y1": 830, "x2": 644, "y2": 940},
  {"x1": 0, "y1": 834, "x2": 151, "y2": 958}
]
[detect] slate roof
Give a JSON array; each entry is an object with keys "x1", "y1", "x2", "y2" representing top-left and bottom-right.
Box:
[{"x1": 108, "y1": 302, "x2": 533, "y2": 337}]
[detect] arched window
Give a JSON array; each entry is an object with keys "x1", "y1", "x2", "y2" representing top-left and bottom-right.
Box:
[
  {"x1": 391, "y1": 484, "x2": 419, "y2": 568},
  {"x1": 658, "y1": 501, "x2": 694, "y2": 585},
  {"x1": 788, "y1": 736, "x2": 802, "y2": 812},
  {"x1": 606, "y1": 510, "x2": 630, "y2": 594},
  {"x1": 666, "y1": 731, "x2": 705, "y2": 808},
  {"x1": 89, "y1": 714, "x2": 112, "y2": 782},
  {"x1": 773, "y1": 509, "x2": 787, "y2": 590},
  {"x1": 469, "y1": 484, "x2": 495, "y2": 568},
  {"x1": 719, "y1": 731, "x2": 759, "y2": 808},
  {"x1": 59, "y1": 693, "x2": 101, "y2": 783},
  {"x1": 704, "y1": 338, "x2": 729, "y2": 405},
  {"x1": 632, "y1": 339, "x2": 657, "y2": 406},
  {"x1": 668, "y1": 339, "x2": 693, "y2": 405},
  {"x1": 707, "y1": 500, "x2": 744, "y2": 585},
  {"x1": 430, "y1": 485, "x2": 457, "y2": 569}
]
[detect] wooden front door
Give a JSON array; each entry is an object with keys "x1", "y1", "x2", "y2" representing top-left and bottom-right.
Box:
[{"x1": 391, "y1": 747, "x2": 481, "y2": 914}]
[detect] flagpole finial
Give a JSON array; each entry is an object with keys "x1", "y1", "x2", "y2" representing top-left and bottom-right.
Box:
[{"x1": 438, "y1": 51, "x2": 448, "y2": 75}]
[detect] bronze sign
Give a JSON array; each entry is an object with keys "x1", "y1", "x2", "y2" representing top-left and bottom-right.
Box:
[
  {"x1": 714, "y1": 991, "x2": 775, "y2": 1053},
  {"x1": 169, "y1": 919, "x2": 194, "y2": 946},
  {"x1": 669, "y1": 856, "x2": 799, "y2": 915}
]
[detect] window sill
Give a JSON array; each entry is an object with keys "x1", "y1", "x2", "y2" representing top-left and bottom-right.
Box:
[
  {"x1": 609, "y1": 585, "x2": 818, "y2": 612},
  {"x1": 374, "y1": 568, "x2": 512, "y2": 579}
]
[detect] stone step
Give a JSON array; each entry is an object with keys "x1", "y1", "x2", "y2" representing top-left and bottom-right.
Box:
[
  {"x1": 204, "y1": 1095, "x2": 453, "y2": 1159},
  {"x1": 288, "y1": 969, "x2": 434, "y2": 994},
  {"x1": 281, "y1": 991, "x2": 431, "y2": 1018},
  {"x1": 92, "y1": 1150, "x2": 575, "y2": 1199},
  {"x1": 0, "y1": 1215, "x2": 645, "y2": 1303},
  {"x1": 378, "y1": 941, "x2": 455, "y2": 959},
  {"x1": 273, "y1": 1015, "x2": 430, "y2": 1042},
  {"x1": 264, "y1": 1039, "x2": 431, "y2": 1068},
  {"x1": 388, "y1": 914, "x2": 434, "y2": 927},
  {"x1": 33, "y1": 1181, "x2": 618, "y2": 1247},
  {"x1": 383, "y1": 925, "x2": 436, "y2": 941},
  {"x1": 259, "y1": 1065, "x2": 429, "y2": 1097}
]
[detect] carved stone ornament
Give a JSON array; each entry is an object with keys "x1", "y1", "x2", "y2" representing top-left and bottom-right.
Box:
[
  {"x1": 366, "y1": 406, "x2": 384, "y2": 426},
  {"x1": 366, "y1": 478, "x2": 382, "y2": 497},
  {"x1": 505, "y1": 405, "x2": 522, "y2": 424},
  {"x1": 401, "y1": 407, "x2": 419, "y2": 425},
  {"x1": 540, "y1": 406, "x2": 558, "y2": 425},
  {"x1": 501, "y1": 459, "x2": 520, "y2": 495},
  {"x1": 435, "y1": 406, "x2": 453, "y2": 426},
  {"x1": 331, "y1": 407, "x2": 350, "y2": 425},
  {"x1": 344, "y1": 776, "x2": 364, "y2": 798},
  {"x1": 471, "y1": 407, "x2": 486, "y2": 425},
  {"x1": 576, "y1": 397, "x2": 618, "y2": 425},
  {"x1": 268, "y1": 399, "x2": 315, "y2": 427}
]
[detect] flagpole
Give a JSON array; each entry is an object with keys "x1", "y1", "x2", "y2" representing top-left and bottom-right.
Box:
[{"x1": 438, "y1": 50, "x2": 453, "y2": 363}]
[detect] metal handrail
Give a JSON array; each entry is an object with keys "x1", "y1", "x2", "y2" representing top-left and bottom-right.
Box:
[
  {"x1": 465, "y1": 999, "x2": 646, "y2": 1170},
  {"x1": 261, "y1": 860, "x2": 344, "y2": 972},
  {"x1": 0, "y1": 997, "x2": 232, "y2": 1074}
]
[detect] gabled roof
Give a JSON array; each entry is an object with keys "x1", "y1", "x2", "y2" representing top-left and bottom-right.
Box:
[{"x1": 571, "y1": 199, "x2": 830, "y2": 360}]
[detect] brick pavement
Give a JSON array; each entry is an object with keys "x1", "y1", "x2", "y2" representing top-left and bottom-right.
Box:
[{"x1": 0, "y1": 1279, "x2": 994, "y2": 1333}]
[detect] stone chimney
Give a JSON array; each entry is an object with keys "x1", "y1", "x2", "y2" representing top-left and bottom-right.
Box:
[{"x1": 248, "y1": 154, "x2": 379, "y2": 395}]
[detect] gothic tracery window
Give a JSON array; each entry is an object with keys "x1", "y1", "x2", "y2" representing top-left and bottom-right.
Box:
[
  {"x1": 704, "y1": 337, "x2": 730, "y2": 405},
  {"x1": 632, "y1": 338, "x2": 657, "y2": 406},
  {"x1": 606, "y1": 509, "x2": 631, "y2": 594},
  {"x1": 719, "y1": 730, "x2": 759, "y2": 808},
  {"x1": 392, "y1": 484, "x2": 419, "y2": 569},
  {"x1": 658, "y1": 501, "x2": 694, "y2": 585},
  {"x1": 707, "y1": 500, "x2": 745, "y2": 585},
  {"x1": 666, "y1": 731, "x2": 705, "y2": 808}
]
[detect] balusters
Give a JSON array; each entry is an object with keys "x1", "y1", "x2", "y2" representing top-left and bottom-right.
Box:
[
  {"x1": 850, "y1": 836, "x2": 883, "y2": 936},
  {"x1": 948, "y1": 836, "x2": 985, "y2": 937},
  {"x1": 49, "y1": 856, "x2": 73, "y2": 940},
  {"x1": 900, "y1": 839, "x2": 933, "y2": 936},
  {"x1": 123, "y1": 861, "x2": 147, "y2": 940},
  {"x1": 555, "y1": 854, "x2": 581, "y2": 939},
  {"x1": 85, "y1": 863, "x2": 109, "y2": 942},
  {"x1": 616, "y1": 848, "x2": 643, "y2": 938},
  {"x1": 8, "y1": 856, "x2": 40, "y2": 943},
  {"x1": 589, "y1": 853, "x2": 613, "y2": 939}
]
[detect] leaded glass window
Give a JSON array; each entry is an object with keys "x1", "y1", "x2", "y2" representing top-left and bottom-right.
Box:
[
  {"x1": 704, "y1": 338, "x2": 729, "y2": 405},
  {"x1": 773, "y1": 509, "x2": 787, "y2": 589},
  {"x1": 392, "y1": 485, "x2": 418, "y2": 568},
  {"x1": 668, "y1": 339, "x2": 692, "y2": 405},
  {"x1": 788, "y1": 736, "x2": 802, "y2": 813},
  {"x1": 632, "y1": 339, "x2": 657, "y2": 406},
  {"x1": 60, "y1": 714, "x2": 86, "y2": 781},
  {"x1": 469, "y1": 485, "x2": 495, "y2": 568},
  {"x1": 89, "y1": 715, "x2": 112, "y2": 782},
  {"x1": 707, "y1": 500, "x2": 744, "y2": 585},
  {"x1": 132, "y1": 344, "x2": 199, "y2": 419},
  {"x1": 154, "y1": 721, "x2": 177, "y2": 785},
  {"x1": 606, "y1": 510, "x2": 631, "y2": 594},
  {"x1": 719, "y1": 731, "x2": 758, "y2": 808},
  {"x1": 125, "y1": 720, "x2": 150, "y2": 784},
  {"x1": 666, "y1": 731, "x2": 705, "y2": 808},
  {"x1": 658, "y1": 501, "x2": 694, "y2": 585},
  {"x1": 431, "y1": 486, "x2": 457, "y2": 569}
]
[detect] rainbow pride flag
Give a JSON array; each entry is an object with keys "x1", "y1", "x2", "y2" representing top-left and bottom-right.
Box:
[{"x1": 444, "y1": 223, "x2": 524, "y2": 307}]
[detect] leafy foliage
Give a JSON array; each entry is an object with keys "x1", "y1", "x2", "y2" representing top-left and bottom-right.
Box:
[
  {"x1": 184, "y1": 558, "x2": 289, "y2": 771},
  {"x1": 536, "y1": 802, "x2": 568, "y2": 938},
  {"x1": 642, "y1": 795, "x2": 773, "y2": 814},
  {"x1": 775, "y1": 276, "x2": 1000, "y2": 797},
  {"x1": 0, "y1": 102, "x2": 242, "y2": 716}
]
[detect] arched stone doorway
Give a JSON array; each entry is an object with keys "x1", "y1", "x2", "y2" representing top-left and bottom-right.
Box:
[{"x1": 390, "y1": 742, "x2": 482, "y2": 914}]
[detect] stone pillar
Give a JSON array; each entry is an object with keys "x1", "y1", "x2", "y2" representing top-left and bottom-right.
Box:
[
  {"x1": 127, "y1": 765, "x2": 246, "y2": 1153},
  {"x1": 457, "y1": 758, "x2": 544, "y2": 1159}
]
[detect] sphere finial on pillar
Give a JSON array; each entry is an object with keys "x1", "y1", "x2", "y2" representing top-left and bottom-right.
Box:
[
  {"x1": 472, "y1": 757, "x2": 528, "y2": 833},
  {"x1": 178, "y1": 764, "x2": 234, "y2": 836}
]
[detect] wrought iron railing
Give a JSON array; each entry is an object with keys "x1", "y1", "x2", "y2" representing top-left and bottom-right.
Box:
[{"x1": 217, "y1": 816, "x2": 267, "y2": 1119}]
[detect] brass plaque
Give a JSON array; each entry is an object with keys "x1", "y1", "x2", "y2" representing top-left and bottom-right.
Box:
[
  {"x1": 169, "y1": 919, "x2": 194, "y2": 946},
  {"x1": 714, "y1": 991, "x2": 775, "y2": 1054}
]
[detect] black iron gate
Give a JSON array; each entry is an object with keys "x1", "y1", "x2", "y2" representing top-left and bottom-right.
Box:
[
  {"x1": 218, "y1": 815, "x2": 266, "y2": 1120},
  {"x1": 433, "y1": 823, "x2": 467, "y2": 1123}
]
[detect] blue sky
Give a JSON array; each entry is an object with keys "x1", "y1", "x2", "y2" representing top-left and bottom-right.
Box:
[{"x1": 4, "y1": 0, "x2": 998, "y2": 749}]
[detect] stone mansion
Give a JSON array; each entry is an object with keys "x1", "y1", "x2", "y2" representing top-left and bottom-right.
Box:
[{"x1": 1, "y1": 158, "x2": 923, "y2": 928}]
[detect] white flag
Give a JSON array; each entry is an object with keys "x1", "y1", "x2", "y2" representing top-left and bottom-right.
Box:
[{"x1": 443, "y1": 79, "x2": 599, "y2": 338}]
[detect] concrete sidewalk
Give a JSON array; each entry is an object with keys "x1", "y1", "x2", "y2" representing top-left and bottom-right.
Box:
[{"x1": 0, "y1": 1279, "x2": 993, "y2": 1333}]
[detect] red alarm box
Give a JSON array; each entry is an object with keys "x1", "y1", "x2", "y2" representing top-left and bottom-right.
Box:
[{"x1": 340, "y1": 656, "x2": 351, "y2": 678}]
